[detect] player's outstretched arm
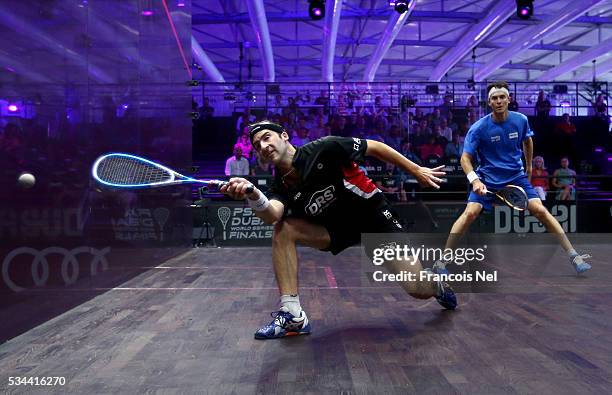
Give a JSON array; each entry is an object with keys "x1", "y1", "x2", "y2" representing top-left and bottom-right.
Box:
[
  {"x1": 220, "y1": 177, "x2": 285, "y2": 224},
  {"x1": 365, "y1": 139, "x2": 445, "y2": 189}
]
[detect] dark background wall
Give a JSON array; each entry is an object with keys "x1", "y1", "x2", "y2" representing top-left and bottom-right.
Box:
[{"x1": 0, "y1": 1, "x2": 192, "y2": 343}]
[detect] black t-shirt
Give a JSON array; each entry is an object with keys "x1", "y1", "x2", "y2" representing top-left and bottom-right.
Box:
[{"x1": 267, "y1": 137, "x2": 383, "y2": 221}]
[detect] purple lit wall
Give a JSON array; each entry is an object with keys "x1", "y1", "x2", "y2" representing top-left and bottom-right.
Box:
[{"x1": 0, "y1": 0, "x2": 192, "y2": 342}]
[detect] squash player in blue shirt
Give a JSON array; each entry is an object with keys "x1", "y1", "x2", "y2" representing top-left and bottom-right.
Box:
[{"x1": 434, "y1": 81, "x2": 591, "y2": 275}]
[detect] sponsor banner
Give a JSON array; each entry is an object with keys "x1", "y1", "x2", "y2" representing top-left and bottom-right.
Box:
[
  {"x1": 494, "y1": 203, "x2": 577, "y2": 234},
  {"x1": 1, "y1": 246, "x2": 111, "y2": 292},
  {"x1": 111, "y1": 208, "x2": 171, "y2": 242},
  {"x1": 87, "y1": 206, "x2": 191, "y2": 246},
  {"x1": 198, "y1": 202, "x2": 274, "y2": 246},
  {"x1": 196, "y1": 200, "x2": 607, "y2": 246},
  {"x1": 0, "y1": 208, "x2": 85, "y2": 241}
]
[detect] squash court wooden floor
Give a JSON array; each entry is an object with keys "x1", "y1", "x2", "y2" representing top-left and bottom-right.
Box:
[{"x1": 0, "y1": 243, "x2": 611, "y2": 394}]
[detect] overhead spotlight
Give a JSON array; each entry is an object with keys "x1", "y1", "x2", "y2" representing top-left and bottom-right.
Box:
[
  {"x1": 516, "y1": 0, "x2": 533, "y2": 20},
  {"x1": 391, "y1": 1, "x2": 410, "y2": 14},
  {"x1": 308, "y1": 0, "x2": 325, "y2": 20}
]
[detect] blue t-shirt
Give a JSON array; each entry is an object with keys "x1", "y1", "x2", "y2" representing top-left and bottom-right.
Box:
[{"x1": 463, "y1": 111, "x2": 534, "y2": 185}]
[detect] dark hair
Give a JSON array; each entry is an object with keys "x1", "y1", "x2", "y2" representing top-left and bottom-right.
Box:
[
  {"x1": 486, "y1": 81, "x2": 509, "y2": 94},
  {"x1": 248, "y1": 120, "x2": 286, "y2": 144}
]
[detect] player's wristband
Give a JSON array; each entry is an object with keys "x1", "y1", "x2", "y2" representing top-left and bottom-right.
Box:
[
  {"x1": 467, "y1": 171, "x2": 479, "y2": 184},
  {"x1": 247, "y1": 192, "x2": 270, "y2": 211}
]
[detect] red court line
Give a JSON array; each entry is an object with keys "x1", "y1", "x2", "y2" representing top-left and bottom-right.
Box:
[{"x1": 324, "y1": 266, "x2": 338, "y2": 288}]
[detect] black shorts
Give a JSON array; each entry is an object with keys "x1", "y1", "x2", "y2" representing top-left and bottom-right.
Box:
[{"x1": 317, "y1": 198, "x2": 405, "y2": 255}]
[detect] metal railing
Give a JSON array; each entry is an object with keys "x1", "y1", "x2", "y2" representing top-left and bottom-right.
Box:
[{"x1": 194, "y1": 80, "x2": 610, "y2": 119}]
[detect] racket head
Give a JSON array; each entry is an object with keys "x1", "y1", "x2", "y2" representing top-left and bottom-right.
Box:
[
  {"x1": 495, "y1": 184, "x2": 529, "y2": 211},
  {"x1": 92, "y1": 153, "x2": 182, "y2": 188},
  {"x1": 92, "y1": 153, "x2": 255, "y2": 193}
]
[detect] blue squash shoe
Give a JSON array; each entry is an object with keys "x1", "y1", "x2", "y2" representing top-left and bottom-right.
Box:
[{"x1": 254, "y1": 308, "x2": 311, "y2": 339}]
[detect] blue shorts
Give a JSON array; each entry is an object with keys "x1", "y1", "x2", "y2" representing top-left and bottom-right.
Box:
[{"x1": 468, "y1": 174, "x2": 539, "y2": 211}]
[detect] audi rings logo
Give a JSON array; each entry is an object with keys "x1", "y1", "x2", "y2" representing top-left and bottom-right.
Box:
[{"x1": 2, "y1": 246, "x2": 110, "y2": 292}]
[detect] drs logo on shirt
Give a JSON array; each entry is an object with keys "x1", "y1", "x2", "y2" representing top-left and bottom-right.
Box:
[
  {"x1": 306, "y1": 185, "x2": 336, "y2": 215},
  {"x1": 353, "y1": 137, "x2": 361, "y2": 151}
]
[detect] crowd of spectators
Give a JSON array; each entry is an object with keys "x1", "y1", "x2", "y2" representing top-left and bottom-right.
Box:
[
  {"x1": 209, "y1": 89, "x2": 608, "y2": 201},
  {"x1": 223, "y1": 92, "x2": 476, "y2": 178}
]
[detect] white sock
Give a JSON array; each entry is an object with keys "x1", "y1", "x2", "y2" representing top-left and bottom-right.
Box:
[{"x1": 280, "y1": 294, "x2": 302, "y2": 317}]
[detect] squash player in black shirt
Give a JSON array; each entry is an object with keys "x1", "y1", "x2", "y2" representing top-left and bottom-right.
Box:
[{"x1": 221, "y1": 121, "x2": 456, "y2": 339}]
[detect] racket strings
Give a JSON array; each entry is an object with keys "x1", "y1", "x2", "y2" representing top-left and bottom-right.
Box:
[
  {"x1": 97, "y1": 156, "x2": 172, "y2": 185},
  {"x1": 499, "y1": 187, "x2": 527, "y2": 208}
]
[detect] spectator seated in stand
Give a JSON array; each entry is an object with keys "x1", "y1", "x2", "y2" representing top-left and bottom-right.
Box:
[
  {"x1": 235, "y1": 127, "x2": 254, "y2": 160},
  {"x1": 466, "y1": 95, "x2": 480, "y2": 118},
  {"x1": 447, "y1": 111, "x2": 458, "y2": 133},
  {"x1": 409, "y1": 124, "x2": 428, "y2": 148},
  {"x1": 314, "y1": 90, "x2": 329, "y2": 107},
  {"x1": 531, "y1": 155, "x2": 549, "y2": 201},
  {"x1": 444, "y1": 133, "x2": 464, "y2": 158},
  {"x1": 269, "y1": 94, "x2": 284, "y2": 115},
  {"x1": 432, "y1": 125, "x2": 448, "y2": 146},
  {"x1": 400, "y1": 139, "x2": 421, "y2": 165},
  {"x1": 439, "y1": 117, "x2": 453, "y2": 142},
  {"x1": 236, "y1": 108, "x2": 256, "y2": 135},
  {"x1": 556, "y1": 113, "x2": 576, "y2": 135},
  {"x1": 330, "y1": 115, "x2": 352, "y2": 137},
  {"x1": 309, "y1": 115, "x2": 328, "y2": 140},
  {"x1": 365, "y1": 120, "x2": 386, "y2": 143},
  {"x1": 419, "y1": 136, "x2": 443, "y2": 162},
  {"x1": 418, "y1": 118, "x2": 432, "y2": 136},
  {"x1": 374, "y1": 162, "x2": 404, "y2": 202},
  {"x1": 291, "y1": 127, "x2": 311, "y2": 147},
  {"x1": 552, "y1": 156, "x2": 576, "y2": 200},
  {"x1": 224, "y1": 144, "x2": 250, "y2": 176},
  {"x1": 284, "y1": 96, "x2": 299, "y2": 115},
  {"x1": 386, "y1": 125, "x2": 402, "y2": 151}
]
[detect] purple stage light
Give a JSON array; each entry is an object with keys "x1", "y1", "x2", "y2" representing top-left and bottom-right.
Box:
[
  {"x1": 177, "y1": 1, "x2": 185, "y2": 6},
  {"x1": 595, "y1": 147, "x2": 604, "y2": 153},
  {"x1": 392, "y1": 0, "x2": 410, "y2": 14},
  {"x1": 141, "y1": 10, "x2": 154, "y2": 16},
  {"x1": 516, "y1": 0, "x2": 533, "y2": 20},
  {"x1": 8, "y1": 104, "x2": 18, "y2": 112},
  {"x1": 560, "y1": 101, "x2": 571, "y2": 108},
  {"x1": 308, "y1": 0, "x2": 325, "y2": 20}
]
